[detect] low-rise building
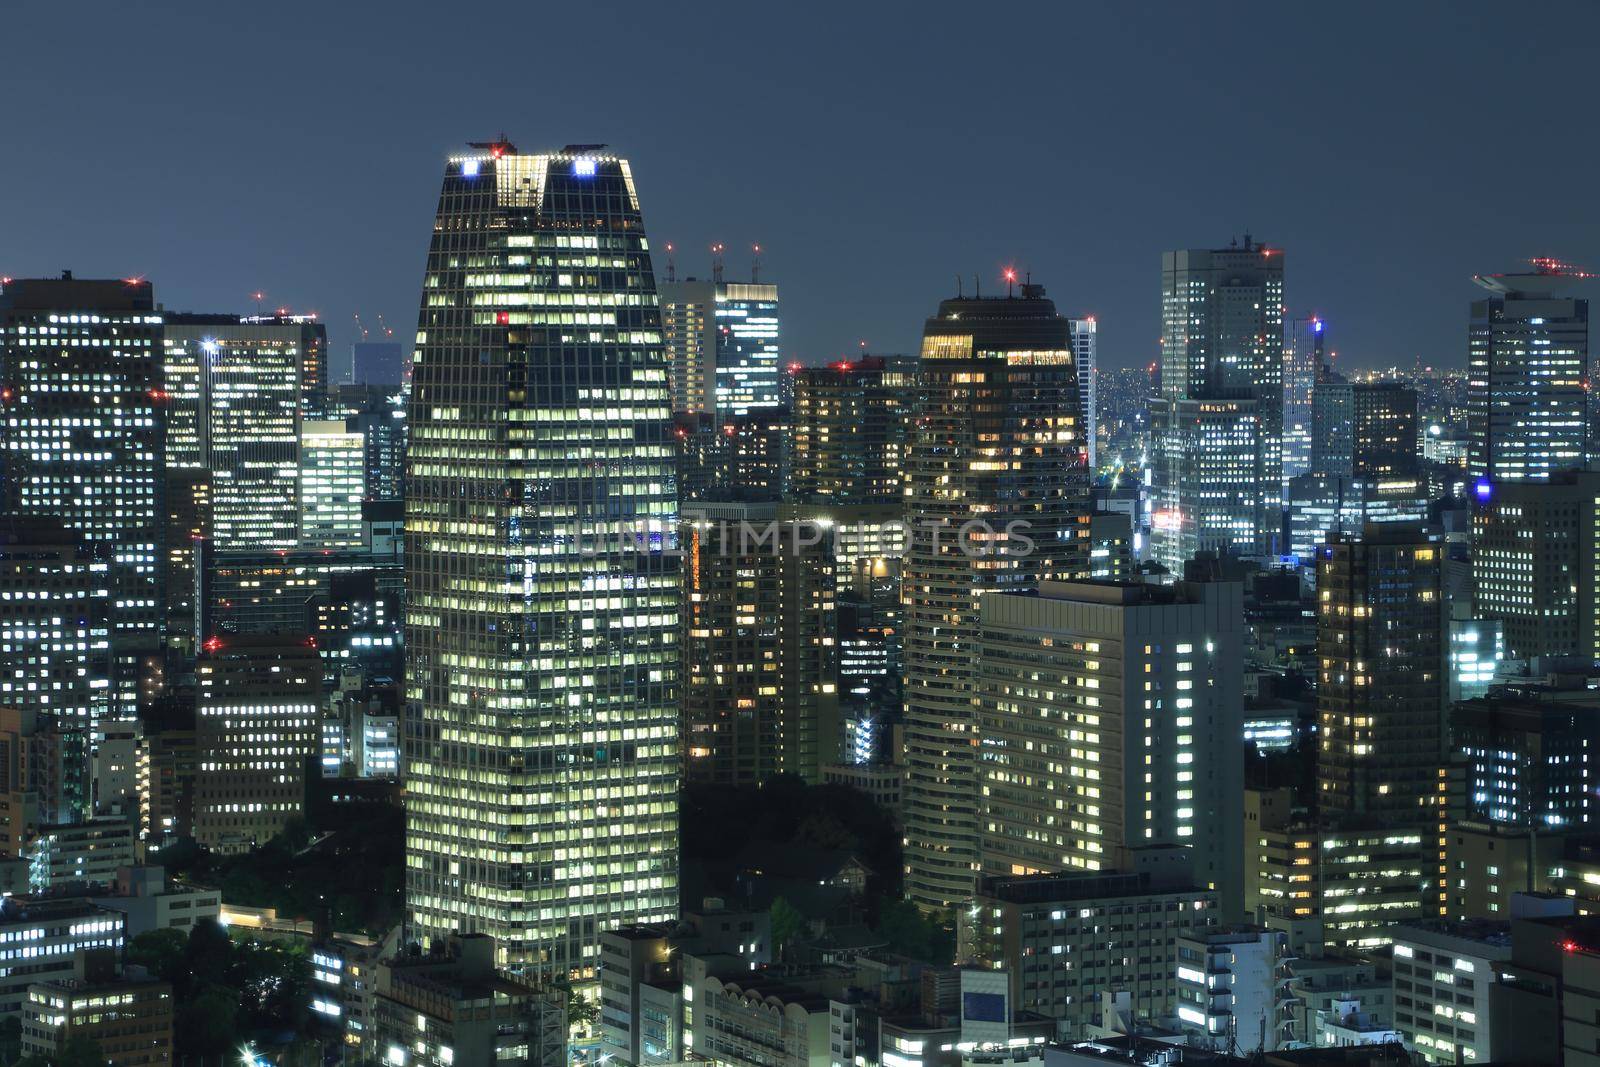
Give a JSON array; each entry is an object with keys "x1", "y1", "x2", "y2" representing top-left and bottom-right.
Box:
[
  {"x1": 960, "y1": 848, "x2": 1220, "y2": 1040},
  {"x1": 19, "y1": 950, "x2": 172, "y2": 1065},
  {"x1": 371, "y1": 934, "x2": 565, "y2": 1067},
  {"x1": 1173, "y1": 926, "x2": 1289, "y2": 1053},
  {"x1": 87, "y1": 865, "x2": 220, "y2": 938},
  {"x1": 0, "y1": 897, "x2": 124, "y2": 1017},
  {"x1": 310, "y1": 927, "x2": 400, "y2": 1051}
]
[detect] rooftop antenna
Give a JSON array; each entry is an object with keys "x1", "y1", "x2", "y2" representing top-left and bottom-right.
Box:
[
  {"x1": 1003, "y1": 267, "x2": 1018, "y2": 298},
  {"x1": 974, "y1": 273, "x2": 980, "y2": 299},
  {"x1": 711, "y1": 242, "x2": 725, "y2": 285},
  {"x1": 956, "y1": 274, "x2": 963, "y2": 297},
  {"x1": 752, "y1": 243, "x2": 763, "y2": 284},
  {"x1": 665, "y1": 243, "x2": 677, "y2": 283},
  {"x1": 253, "y1": 291, "x2": 265, "y2": 316}
]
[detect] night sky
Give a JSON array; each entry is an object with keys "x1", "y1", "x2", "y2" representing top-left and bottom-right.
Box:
[{"x1": 4, "y1": 1, "x2": 1597, "y2": 373}]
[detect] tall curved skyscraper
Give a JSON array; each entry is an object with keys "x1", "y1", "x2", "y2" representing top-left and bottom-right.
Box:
[
  {"x1": 404, "y1": 144, "x2": 679, "y2": 975},
  {"x1": 901, "y1": 284, "x2": 1089, "y2": 909}
]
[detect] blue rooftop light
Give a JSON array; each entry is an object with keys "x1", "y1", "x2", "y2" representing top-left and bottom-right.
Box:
[
  {"x1": 1313, "y1": 320, "x2": 1324, "y2": 333},
  {"x1": 1475, "y1": 479, "x2": 1493, "y2": 502},
  {"x1": 461, "y1": 159, "x2": 480, "y2": 178},
  {"x1": 572, "y1": 158, "x2": 596, "y2": 178}
]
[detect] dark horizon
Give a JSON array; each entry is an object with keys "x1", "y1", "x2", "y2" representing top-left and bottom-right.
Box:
[{"x1": 2, "y1": 2, "x2": 1597, "y2": 373}]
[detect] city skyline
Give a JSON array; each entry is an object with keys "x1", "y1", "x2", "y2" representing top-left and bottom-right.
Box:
[{"x1": 3, "y1": 4, "x2": 1598, "y2": 373}]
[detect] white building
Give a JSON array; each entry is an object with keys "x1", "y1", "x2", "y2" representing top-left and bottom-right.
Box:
[
  {"x1": 1390, "y1": 920, "x2": 1511, "y2": 1064},
  {"x1": 1174, "y1": 926, "x2": 1288, "y2": 1054}
]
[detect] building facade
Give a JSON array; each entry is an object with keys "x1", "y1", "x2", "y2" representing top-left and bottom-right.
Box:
[
  {"x1": 975, "y1": 580, "x2": 1245, "y2": 911},
  {"x1": 902, "y1": 285, "x2": 1089, "y2": 909}
]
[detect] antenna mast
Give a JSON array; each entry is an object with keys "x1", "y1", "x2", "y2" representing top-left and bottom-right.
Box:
[
  {"x1": 711, "y1": 243, "x2": 725, "y2": 285},
  {"x1": 665, "y1": 243, "x2": 677, "y2": 284},
  {"x1": 752, "y1": 243, "x2": 763, "y2": 284}
]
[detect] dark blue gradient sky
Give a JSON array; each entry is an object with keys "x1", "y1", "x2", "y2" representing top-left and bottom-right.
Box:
[{"x1": 3, "y1": 1, "x2": 1596, "y2": 371}]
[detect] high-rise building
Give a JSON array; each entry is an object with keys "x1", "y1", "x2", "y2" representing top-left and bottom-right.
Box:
[
  {"x1": 300, "y1": 419, "x2": 366, "y2": 549},
  {"x1": 674, "y1": 410, "x2": 785, "y2": 504},
  {"x1": 901, "y1": 283, "x2": 1089, "y2": 909},
  {"x1": 1150, "y1": 239, "x2": 1285, "y2": 571},
  {"x1": 193, "y1": 635, "x2": 319, "y2": 854},
  {"x1": 405, "y1": 144, "x2": 679, "y2": 974},
  {"x1": 1287, "y1": 361, "x2": 1426, "y2": 560},
  {"x1": 0, "y1": 518, "x2": 113, "y2": 732},
  {"x1": 680, "y1": 510, "x2": 837, "y2": 785},
  {"x1": 975, "y1": 580, "x2": 1245, "y2": 912},
  {"x1": 1315, "y1": 524, "x2": 1445, "y2": 820},
  {"x1": 0, "y1": 275, "x2": 164, "y2": 718},
  {"x1": 1467, "y1": 261, "x2": 1588, "y2": 485},
  {"x1": 1282, "y1": 315, "x2": 1323, "y2": 486},
  {"x1": 1068, "y1": 317, "x2": 1097, "y2": 473},
  {"x1": 327, "y1": 384, "x2": 408, "y2": 502},
  {"x1": 1472, "y1": 468, "x2": 1600, "y2": 663},
  {"x1": 785, "y1": 356, "x2": 916, "y2": 505},
  {"x1": 660, "y1": 278, "x2": 780, "y2": 416},
  {"x1": 164, "y1": 314, "x2": 309, "y2": 554}
]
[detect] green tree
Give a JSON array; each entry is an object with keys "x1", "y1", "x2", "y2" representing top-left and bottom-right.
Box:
[
  {"x1": 176, "y1": 984, "x2": 240, "y2": 1058},
  {"x1": 55, "y1": 1035, "x2": 103, "y2": 1067},
  {"x1": 126, "y1": 928, "x2": 187, "y2": 985},
  {"x1": 770, "y1": 896, "x2": 806, "y2": 958}
]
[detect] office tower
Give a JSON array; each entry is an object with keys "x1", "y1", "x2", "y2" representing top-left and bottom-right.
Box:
[
  {"x1": 328, "y1": 384, "x2": 408, "y2": 502},
  {"x1": 200, "y1": 546, "x2": 401, "y2": 639},
  {"x1": 976, "y1": 580, "x2": 1245, "y2": 911},
  {"x1": 836, "y1": 557, "x2": 901, "y2": 765},
  {"x1": 785, "y1": 356, "x2": 915, "y2": 505},
  {"x1": 1068, "y1": 317, "x2": 1098, "y2": 473},
  {"x1": 1471, "y1": 469, "x2": 1600, "y2": 662},
  {"x1": 1453, "y1": 687, "x2": 1600, "y2": 828},
  {"x1": 1282, "y1": 315, "x2": 1323, "y2": 486},
  {"x1": 660, "y1": 278, "x2": 780, "y2": 416},
  {"x1": 674, "y1": 410, "x2": 785, "y2": 504},
  {"x1": 1150, "y1": 238, "x2": 1285, "y2": 571},
  {"x1": 193, "y1": 635, "x2": 318, "y2": 854},
  {"x1": 0, "y1": 707, "x2": 90, "y2": 855},
  {"x1": 300, "y1": 419, "x2": 366, "y2": 548},
  {"x1": 901, "y1": 283, "x2": 1090, "y2": 909},
  {"x1": 352, "y1": 340, "x2": 404, "y2": 386},
  {"x1": 0, "y1": 275, "x2": 164, "y2": 718},
  {"x1": 1468, "y1": 261, "x2": 1588, "y2": 484},
  {"x1": 680, "y1": 510, "x2": 837, "y2": 785},
  {"x1": 164, "y1": 315, "x2": 308, "y2": 551},
  {"x1": 1288, "y1": 365, "x2": 1427, "y2": 559},
  {"x1": 1315, "y1": 524, "x2": 1445, "y2": 819},
  {"x1": 1448, "y1": 618, "x2": 1504, "y2": 703},
  {"x1": 405, "y1": 144, "x2": 679, "y2": 973},
  {"x1": 0, "y1": 518, "x2": 113, "y2": 732}
]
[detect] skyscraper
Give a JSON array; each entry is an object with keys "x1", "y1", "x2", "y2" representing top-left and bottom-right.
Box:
[
  {"x1": 0, "y1": 275, "x2": 164, "y2": 719},
  {"x1": 1471, "y1": 469, "x2": 1600, "y2": 662},
  {"x1": 163, "y1": 315, "x2": 309, "y2": 553},
  {"x1": 1150, "y1": 239, "x2": 1285, "y2": 571},
  {"x1": 1281, "y1": 314, "x2": 1322, "y2": 486},
  {"x1": 680, "y1": 510, "x2": 837, "y2": 785},
  {"x1": 785, "y1": 356, "x2": 916, "y2": 505},
  {"x1": 1467, "y1": 261, "x2": 1588, "y2": 485},
  {"x1": 1068, "y1": 317, "x2": 1097, "y2": 474},
  {"x1": 659, "y1": 278, "x2": 781, "y2": 416},
  {"x1": 1315, "y1": 524, "x2": 1444, "y2": 819},
  {"x1": 901, "y1": 283, "x2": 1089, "y2": 909},
  {"x1": 352, "y1": 340, "x2": 405, "y2": 386},
  {"x1": 299, "y1": 419, "x2": 366, "y2": 549},
  {"x1": 405, "y1": 144, "x2": 679, "y2": 974}
]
